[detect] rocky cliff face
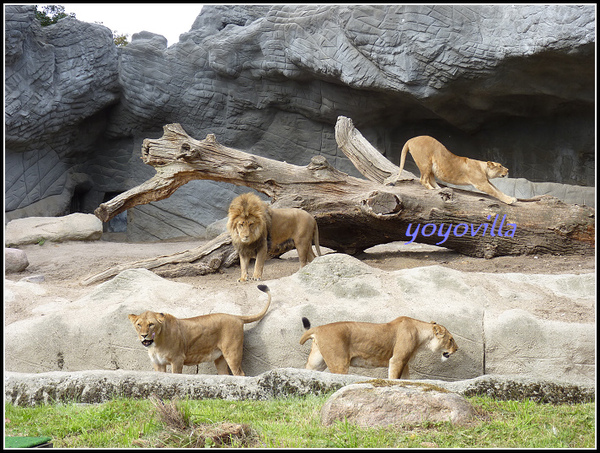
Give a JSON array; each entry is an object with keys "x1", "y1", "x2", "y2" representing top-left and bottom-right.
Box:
[{"x1": 5, "y1": 5, "x2": 595, "y2": 240}]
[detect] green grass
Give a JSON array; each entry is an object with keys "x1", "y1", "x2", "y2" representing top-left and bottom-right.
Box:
[{"x1": 4, "y1": 394, "x2": 595, "y2": 448}]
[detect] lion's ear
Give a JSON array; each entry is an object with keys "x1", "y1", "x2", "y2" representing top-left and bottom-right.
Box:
[
  {"x1": 432, "y1": 324, "x2": 443, "y2": 336},
  {"x1": 128, "y1": 314, "x2": 138, "y2": 323},
  {"x1": 157, "y1": 313, "x2": 165, "y2": 323}
]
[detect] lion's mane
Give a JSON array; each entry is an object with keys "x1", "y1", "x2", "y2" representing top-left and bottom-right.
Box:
[{"x1": 227, "y1": 192, "x2": 271, "y2": 254}]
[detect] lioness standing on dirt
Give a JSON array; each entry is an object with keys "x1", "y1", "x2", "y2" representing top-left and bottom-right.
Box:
[
  {"x1": 227, "y1": 192, "x2": 321, "y2": 282},
  {"x1": 128, "y1": 285, "x2": 271, "y2": 375},
  {"x1": 299, "y1": 316, "x2": 458, "y2": 379},
  {"x1": 385, "y1": 135, "x2": 517, "y2": 205}
]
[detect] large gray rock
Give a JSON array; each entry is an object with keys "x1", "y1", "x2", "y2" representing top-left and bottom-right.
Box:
[
  {"x1": 4, "y1": 5, "x2": 595, "y2": 240},
  {"x1": 320, "y1": 382, "x2": 476, "y2": 427},
  {"x1": 5, "y1": 213, "x2": 103, "y2": 246},
  {"x1": 4, "y1": 254, "x2": 594, "y2": 384}
]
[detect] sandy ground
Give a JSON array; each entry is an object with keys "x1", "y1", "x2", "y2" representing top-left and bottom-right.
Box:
[{"x1": 5, "y1": 234, "x2": 595, "y2": 325}]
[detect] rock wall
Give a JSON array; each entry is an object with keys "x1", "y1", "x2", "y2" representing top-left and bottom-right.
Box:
[
  {"x1": 5, "y1": 5, "x2": 120, "y2": 219},
  {"x1": 5, "y1": 5, "x2": 595, "y2": 239},
  {"x1": 5, "y1": 255, "x2": 595, "y2": 385}
]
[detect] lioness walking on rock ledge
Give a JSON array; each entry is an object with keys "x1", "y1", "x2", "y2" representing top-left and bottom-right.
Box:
[
  {"x1": 300, "y1": 316, "x2": 458, "y2": 379},
  {"x1": 128, "y1": 285, "x2": 271, "y2": 375},
  {"x1": 227, "y1": 192, "x2": 321, "y2": 282},
  {"x1": 385, "y1": 135, "x2": 517, "y2": 205}
]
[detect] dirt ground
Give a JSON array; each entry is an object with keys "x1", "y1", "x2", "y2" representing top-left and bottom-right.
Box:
[{"x1": 5, "y1": 234, "x2": 595, "y2": 325}]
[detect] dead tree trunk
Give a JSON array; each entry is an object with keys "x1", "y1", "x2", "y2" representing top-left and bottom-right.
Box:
[{"x1": 84, "y1": 118, "x2": 594, "y2": 284}]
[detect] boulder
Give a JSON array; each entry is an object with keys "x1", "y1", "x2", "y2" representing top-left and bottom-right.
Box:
[
  {"x1": 4, "y1": 254, "x2": 594, "y2": 384},
  {"x1": 4, "y1": 5, "x2": 595, "y2": 239},
  {"x1": 320, "y1": 382, "x2": 476, "y2": 427},
  {"x1": 5, "y1": 213, "x2": 103, "y2": 246},
  {"x1": 5, "y1": 248, "x2": 29, "y2": 273}
]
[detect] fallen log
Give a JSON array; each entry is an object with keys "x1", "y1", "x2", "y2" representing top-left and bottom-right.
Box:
[{"x1": 84, "y1": 118, "x2": 594, "y2": 284}]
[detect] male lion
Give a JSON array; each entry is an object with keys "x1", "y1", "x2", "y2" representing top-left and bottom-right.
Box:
[
  {"x1": 128, "y1": 285, "x2": 271, "y2": 375},
  {"x1": 299, "y1": 316, "x2": 458, "y2": 379},
  {"x1": 227, "y1": 192, "x2": 321, "y2": 282},
  {"x1": 385, "y1": 135, "x2": 517, "y2": 205}
]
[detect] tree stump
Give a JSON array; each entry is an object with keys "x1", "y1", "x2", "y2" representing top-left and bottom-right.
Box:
[{"x1": 83, "y1": 117, "x2": 594, "y2": 284}]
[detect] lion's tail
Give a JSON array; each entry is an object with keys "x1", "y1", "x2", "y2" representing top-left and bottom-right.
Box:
[
  {"x1": 240, "y1": 285, "x2": 271, "y2": 324},
  {"x1": 313, "y1": 224, "x2": 322, "y2": 257},
  {"x1": 299, "y1": 316, "x2": 314, "y2": 345},
  {"x1": 397, "y1": 140, "x2": 411, "y2": 177}
]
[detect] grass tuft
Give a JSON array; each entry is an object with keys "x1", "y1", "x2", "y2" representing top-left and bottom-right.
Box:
[
  {"x1": 149, "y1": 394, "x2": 190, "y2": 431},
  {"x1": 141, "y1": 394, "x2": 257, "y2": 448}
]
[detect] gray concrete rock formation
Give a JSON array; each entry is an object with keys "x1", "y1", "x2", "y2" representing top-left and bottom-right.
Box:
[
  {"x1": 5, "y1": 5, "x2": 120, "y2": 220},
  {"x1": 5, "y1": 5, "x2": 595, "y2": 240},
  {"x1": 4, "y1": 254, "x2": 594, "y2": 384},
  {"x1": 5, "y1": 368, "x2": 594, "y2": 407}
]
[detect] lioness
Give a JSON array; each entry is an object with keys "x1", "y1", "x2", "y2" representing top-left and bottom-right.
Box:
[
  {"x1": 227, "y1": 192, "x2": 321, "y2": 282},
  {"x1": 385, "y1": 135, "x2": 517, "y2": 205},
  {"x1": 299, "y1": 316, "x2": 458, "y2": 379},
  {"x1": 128, "y1": 285, "x2": 271, "y2": 375}
]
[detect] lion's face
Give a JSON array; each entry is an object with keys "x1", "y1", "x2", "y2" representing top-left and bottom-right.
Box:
[
  {"x1": 232, "y1": 216, "x2": 263, "y2": 244},
  {"x1": 486, "y1": 161, "x2": 509, "y2": 179},
  {"x1": 128, "y1": 312, "x2": 165, "y2": 348},
  {"x1": 227, "y1": 193, "x2": 268, "y2": 246},
  {"x1": 431, "y1": 323, "x2": 458, "y2": 361}
]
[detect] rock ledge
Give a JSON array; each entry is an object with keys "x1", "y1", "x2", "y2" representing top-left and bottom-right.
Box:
[{"x1": 5, "y1": 368, "x2": 594, "y2": 407}]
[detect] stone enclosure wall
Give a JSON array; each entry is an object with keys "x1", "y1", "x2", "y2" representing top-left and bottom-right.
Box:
[
  {"x1": 4, "y1": 4, "x2": 595, "y2": 240},
  {"x1": 5, "y1": 255, "x2": 595, "y2": 385}
]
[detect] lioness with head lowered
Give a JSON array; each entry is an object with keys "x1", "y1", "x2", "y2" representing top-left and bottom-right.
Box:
[
  {"x1": 385, "y1": 135, "x2": 517, "y2": 205},
  {"x1": 227, "y1": 192, "x2": 321, "y2": 282},
  {"x1": 299, "y1": 316, "x2": 458, "y2": 379},
  {"x1": 128, "y1": 285, "x2": 271, "y2": 375}
]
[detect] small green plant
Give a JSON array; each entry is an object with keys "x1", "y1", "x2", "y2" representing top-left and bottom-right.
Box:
[
  {"x1": 113, "y1": 33, "x2": 129, "y2": 47},
  {"x1": 34, "y1": 5, "x2": 75, "y2": 26},
  {"x1": 37, "y1": 238, "x2": 46, "y2": 246}
]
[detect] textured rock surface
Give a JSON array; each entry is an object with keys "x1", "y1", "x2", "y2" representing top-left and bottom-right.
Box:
[
  {"x1": 5, "y1": 368, "x2": 594, "y2": 407},
  {"x1": 450, "y1": 374, "x2": 595, "y2": 404},
  {"x1": 4, "y1": 368, "x2": 365, "y2": 406},
  {"x1": 4, "y1": 4, "x2": 595, "y2": 240},
  {"x1": 5, "y1": 213, "x2": 103, "y2": 246},
  {"x1": 484, "y1": 309, "x2": 596, "y2": 380},
  {"x1": 4, "y1": 254, "x2": 594, "y2": 383},
  {"x1": 320, "y1": 382, "x2": 476, "y2": 427},
  {"x1": 5, "y1": 5, "x2": 120, "y2": 220}
]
